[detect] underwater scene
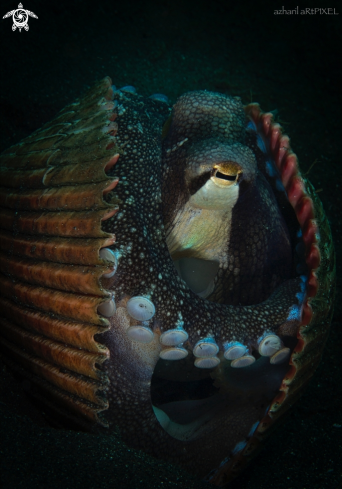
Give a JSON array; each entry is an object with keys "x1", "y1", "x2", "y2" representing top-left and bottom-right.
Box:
[{"x1": 0, "y1": 1, "x2": 341, "y2": 488}]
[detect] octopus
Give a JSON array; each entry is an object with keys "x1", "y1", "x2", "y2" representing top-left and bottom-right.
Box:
[{"x1": 0, "y1": 77, "x2": 335, "y2": 486}]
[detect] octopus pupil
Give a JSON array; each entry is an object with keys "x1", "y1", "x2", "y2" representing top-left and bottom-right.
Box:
[{"x1": 215, "y1": 171, "x2": 236, "y2": 181}]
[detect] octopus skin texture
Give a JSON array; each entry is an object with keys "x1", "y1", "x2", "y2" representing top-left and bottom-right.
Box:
[{"x1": 0, "y1": 77, "x2": 335, "y2": 486}]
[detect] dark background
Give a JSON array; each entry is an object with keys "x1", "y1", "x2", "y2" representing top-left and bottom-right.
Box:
[{"x1": 0, "y1": 0, "x2": 341, "y2": 488}]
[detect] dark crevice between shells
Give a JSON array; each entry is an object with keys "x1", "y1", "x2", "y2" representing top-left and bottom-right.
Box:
[{"x1": 150, "y1": 336, "x2": 298, "y2": 442}]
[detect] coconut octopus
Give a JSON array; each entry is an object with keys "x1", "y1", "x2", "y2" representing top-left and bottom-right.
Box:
[{"x1": 0, "y1": 77, "x2": 335, "y2": 486}]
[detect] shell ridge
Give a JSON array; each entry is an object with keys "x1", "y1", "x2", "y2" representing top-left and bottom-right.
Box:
[{"x1": 0, "y1": 77, "x2": 118, "y2": 424}]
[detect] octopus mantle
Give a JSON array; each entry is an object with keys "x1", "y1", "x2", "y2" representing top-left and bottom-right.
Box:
[{"x1": 0, "y1": 77, "x2": 335, "y2": 486}]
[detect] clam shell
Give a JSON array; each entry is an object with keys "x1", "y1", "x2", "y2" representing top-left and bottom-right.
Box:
[{"x1": 0, "y1": 77, "x2": 118, "y2": 426}]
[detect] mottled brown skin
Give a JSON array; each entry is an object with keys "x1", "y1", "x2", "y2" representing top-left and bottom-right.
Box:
[
  {"x1": 0, "y1": 79, "x2": 335, "y2": 486},
  {"x1": 162, "y1": 92, "x2": 294, "y2": 306},
  {"x1": 214, "y1": 171, "x2": 293, "y2": 305}
]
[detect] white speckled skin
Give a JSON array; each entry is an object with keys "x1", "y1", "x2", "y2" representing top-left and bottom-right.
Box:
[{"x1": 100, "y1": 88, "x2": 307, "y2": 479}]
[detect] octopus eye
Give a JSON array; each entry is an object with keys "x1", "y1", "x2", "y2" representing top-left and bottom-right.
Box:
[
  {"x1": 215, "y1": 171, "x2": 237, "y2": 181},
  {"x1": 211, "y1": 161, "x2": 242, "y2": 188}
]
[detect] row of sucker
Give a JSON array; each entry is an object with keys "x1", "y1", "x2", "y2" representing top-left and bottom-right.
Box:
[
  {"x1": 96, "y1": 238, "x2": 290, "y2": 368},
  {"x1": 122, "y1": 295, "x2": 291, "y2": 368}
]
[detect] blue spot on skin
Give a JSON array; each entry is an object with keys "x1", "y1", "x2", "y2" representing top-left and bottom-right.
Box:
[
  {"x1": 287, "y1": 305, "x2": 301, "y2": 321},
  {"x1": 246, "y1": 118, "x2": 267, "y2": 154},
  {"x1": 248, "y1": 421, "x2": 259, "y2": 438},
  {"x1": 287, "y1": 276, "x2": 308, "y2": 321},
  {"x1": 296, "y1": 275, "x2": 308, "y2": 302},
  {"x1": 247, "y1": 120, "x2": 287, "y2": 196},
  {"x1": 276, "y1": 179, "x2": 286, "y2": 192},
  {"x1": 247, "y1": 121, "x2": 290, "y2": 197},
  {"x1": 218, "y1": 456, "x2": 230, "y2": 468},
  {"x1": 296, "y1": 291, "x2": 305, "y2": 302},
  {"x1": 266, "y1": 161, "x2": 277, "y2": 177},
  {"x1": 256, "y1": 134, "x2": 267, "y2": 153},
  {"x1": 300, "y1": 275, "x2": 307, "y2": 290},
  {"x1": 297, "y1": 228, "x2": 303, "y2": 238},
  {"x1": 257, "y1": 330, "x2": 273, "y2": 344},
  {"x1": 246, "y1": 120, "x2": 256, "y2": 131},
  {"x1": 224, "y1": 340, "x2": 244, "y2": 349},
  {"x1": 232, "y1": 440, "x2": 247, "y2": 455}
]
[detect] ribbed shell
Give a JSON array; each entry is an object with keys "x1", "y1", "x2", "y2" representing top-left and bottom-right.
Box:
[{"x1": 0, "y1": 77, "x2": 119, "y2": 426}]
